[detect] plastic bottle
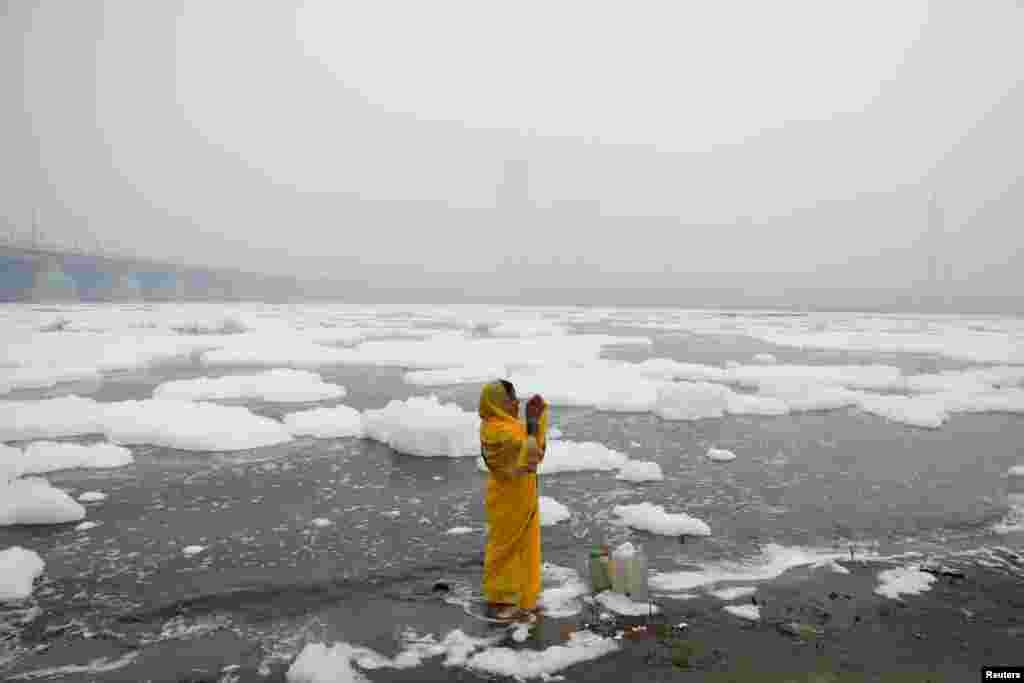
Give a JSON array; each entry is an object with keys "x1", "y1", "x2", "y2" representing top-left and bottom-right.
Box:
[
  {"x1": 591, "y1": 545, "x2": 611, "y2": 592},
  {"x1": 611, "y1": 542, "x2": 635, "y2": 595},
  {"x1": 627, "y1": 544, "x2": 649, "y2": 603}
]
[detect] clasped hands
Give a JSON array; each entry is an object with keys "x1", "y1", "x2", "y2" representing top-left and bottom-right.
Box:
[{"x1": 519, "y1": 394, "x2": 545, "y2": 475}]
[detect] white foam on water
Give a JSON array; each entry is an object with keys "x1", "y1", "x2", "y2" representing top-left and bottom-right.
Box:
[
  {"x1": 509, "y1": 362, "x2": 664, "y2": 413},
  {"x1": 489, "y1": 318, "x2": 568, "y2": 338},
  {"x1": 361, "y1": 395, "x2": 479, "y2": 458},
  {"x1": 0, "y1": 478, "x2": 85, "y2": 526},
  {"x1": 723, "y1": 604, "x2": 761, "y2": 621},
  {"x1": 708, "y1": 586, "x2": 756, "y2": 601},
  {"x1": 539, "y1": 496, "x2": 571, "y2": 526},
  {"x1": 465, "y1": 630, "x2": 619, "y2": 680},
  {"x1": 0, "y1": 396, "x2": 293, "y2": 451},
  {"x1": 537, "y1": 441, "x2": 629, "y2": 474},
  {"x1": 286, "y1": 642, "x2": 367, "y2": 683},
  {"x1": 0, "y1": 396, "x2": 105, "y2": 442},
  {"x1": 615, "y1": 460, "x2": 664, "y2": 482},
  {"x1": 154, "y1": 369, "x2": 346, "y2": 403},
  {"x1": 201, "y1": 340, "x2": 360, "y2": 368},
  {"x1": 287, "y1": 628, "x2": 506, "y2": 682},
  {"x1": 77, "y1": 491, "x2": 107, "y2": 503},
  {"x1": 182, "y1": 545, "x2": 206, "y2": 556},
  {"x1": 0, "y1": 365, "x2": 102, "y2": 395},
  {"x1": 0, "y1": 441, "x2": 132, "y2": 480},
  {"x1": 612, "y1": 502, "x2": 711, "y2": 536},
  {"x1": 653, "y1": 381, "x2": 730, "y2": 420},
  {"x1": 874, "y1": 566, "x2": 936, "y2": 599},
  {"x1": 102, "y1": 399, "x2": 293, "y2": 451},
  {"x1": 650, "y1": 544, "x2": 845, "y2": 593},
  {"x1": 0, "y1": 547, "x2": 45, "y2": 601},
  {"x1": 706, "y1": 448, "x2": 736, "y2": 462},
  {"x1": 444, "y1": 527, "x2": 476, "y2": 535},
  {"x1": 821, "y1": 559, "x2": 851, "y2": 574},
  {"x1": 538, "y1": 564, "x2": 589, "y2": 618},
  {"x1": 284, "y1": 405, "x2": 364, "y2": 439},
  {"x1": 992, "y1": 493, "x2": 1024, "y2": 534},
  {"x1": 593, "y1": 590, "x2": 660, "y2": 616},
  {"x1": 6, "y1": 652, "x2": 139, "y2": 681},
  {"x1": 404, "y1": 365, "x2": 508, "y2": 386}
]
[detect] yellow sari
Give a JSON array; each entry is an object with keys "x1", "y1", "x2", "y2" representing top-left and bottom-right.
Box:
[{"x1": 478, "y1": 381, "x2": 549, "y2": 610}]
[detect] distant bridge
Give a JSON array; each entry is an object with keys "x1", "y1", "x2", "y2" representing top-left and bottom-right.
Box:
[{"x1": 0, "y1": 241, "x2": 302, "y2": 303}]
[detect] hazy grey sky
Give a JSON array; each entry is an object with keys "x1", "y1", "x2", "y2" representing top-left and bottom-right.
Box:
[{"x1": 2, "y1": 0, "x2": 1021, "y2": 299}]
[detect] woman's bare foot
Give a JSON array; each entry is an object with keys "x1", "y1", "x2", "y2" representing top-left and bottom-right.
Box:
[
  {"x1": 487, "y1": 603, "x2": 520, "y2": 622},
  {"x1": 515, "y1": 607, "x2": 540, "y2": 623}
]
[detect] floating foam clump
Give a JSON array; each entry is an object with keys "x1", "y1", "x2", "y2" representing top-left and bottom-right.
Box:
[
  {"x1": 2, "y1": 442, "x2": 133, "y2": 479},
  {"x1": 706, "y1": 448, "x2": 736, "y2": 462},
  {"x1": 284, "y1": 405, "x2": 364, "y2": 439},
  {"x1": 286, "y1": 642, "x2": 364, "y2": 683},
  {"x1": 0, "y1": 445, "x2": 22, "y2": 483},
  {"x1": 465, "y1": 630, "x2": 619, "y2": 680},
  {"x1": 508, "y1": 362, "x2": 663, "y2": 413},
  {"x1": 613, "y1": 502, "x2": 710, "y2": 536},
  {"x1": 725, "y1": 392, "x2": 790, "y2": 416},
  {"x1": 489, "y1": 319, "x2": 567, "y2": 337},
  {"x1": 538, "y1": 564, "x2": 589, "y2": 618},
  {"x1": 0, "y1": 478, "x2": 85, "y2": 526},
  {"x1": 874, "y1": 566, "x2": 936, "y2": 599},
  {"x1": 0, "y1": 365, "x2": 101, "y2": 395},
  {"x1": 594, "y1": 590, "x2": 660, "y2": 616},
  {"x1": 726, "y1": 364, "x2": 906, "y2": 392},
  {"x1": 0, "y1": 546, "x2": 45, "y2": 601},
  {"x1": 200, "y1": 339, "x2": 360, "y2": 368},
  {"x1": 856, "y1": 394, "x2": 947, "y2": 429},
  {"x1": 724, "y1": 604, "x2": 760, "y2": 621},
  {"x1": 709, "y1": 586, "x2": 756, "y2": 601},
  {"x1": 170, "y1": 315, "x2": 248, "y2": 335},
  {"x1": 404, "y1": 365, "x2": 507, "y2": 387},
  {"x1": 633, "y1": 358, "x2": 729, "y2": 383},
  {"x1": 537, "y1": 441, "x2": 629, "y2": 475},
  {"x1": 153, "y1": 369, "x2": 346, "y2": 403},
  {"x1": 650, "y1": 544, "x2": 846, "y2": 593},
  {"x1": 0, "y1": 395, "x2": 105, "y2": 442},
  {"x1": 539, "y1": 496, "x2": 571, "y2": 526},
  {"x1": 757, "y1": 380, "x2": 863, "y2": 412},
  {"x1": 616, "y1": 460, "x2": 663, "y2": 482},
  {"x1": 287, "y1": 629, "x2": 508, "y2": 681},
  {"x1": 102, "y1": 399, "x2": 293, "y2": 451},
  {"x1": 4, "y1": 331, "x2": 210, "y2": 377},
  {"x1": 77, "y1": 491, "x2": 107, "y2": 503},
  {"x1": 0, "y1": 396, "x2": 292, "y2": 451},
  {"x1": 653, "y1": 382, "x2": 731, "y2": 421},
  {"x1": 361, "y1": 395, "x2": 479, "y2": 458}
]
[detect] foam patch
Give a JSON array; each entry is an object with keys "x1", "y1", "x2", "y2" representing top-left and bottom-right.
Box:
[{"x1": 153, "y1": 369, "x2": 346, "y2": 403}]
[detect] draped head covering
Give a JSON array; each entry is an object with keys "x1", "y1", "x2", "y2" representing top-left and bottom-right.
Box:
[{"x1": 479, "y1": 380, "x2": 547, "y2": 478}]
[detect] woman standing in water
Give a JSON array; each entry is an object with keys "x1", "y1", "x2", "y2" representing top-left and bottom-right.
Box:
[{"x1": 478, "y1": 380, "x2": 549, "y2": 623}]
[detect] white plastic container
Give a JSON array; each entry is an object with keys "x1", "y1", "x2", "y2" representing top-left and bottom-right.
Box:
[
  {"x1": 627, "y1": 546, "x2": 649, "y2": 603},
  {"x1": 610, "y1": 542, "x2": 633, "y2": 595}
]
